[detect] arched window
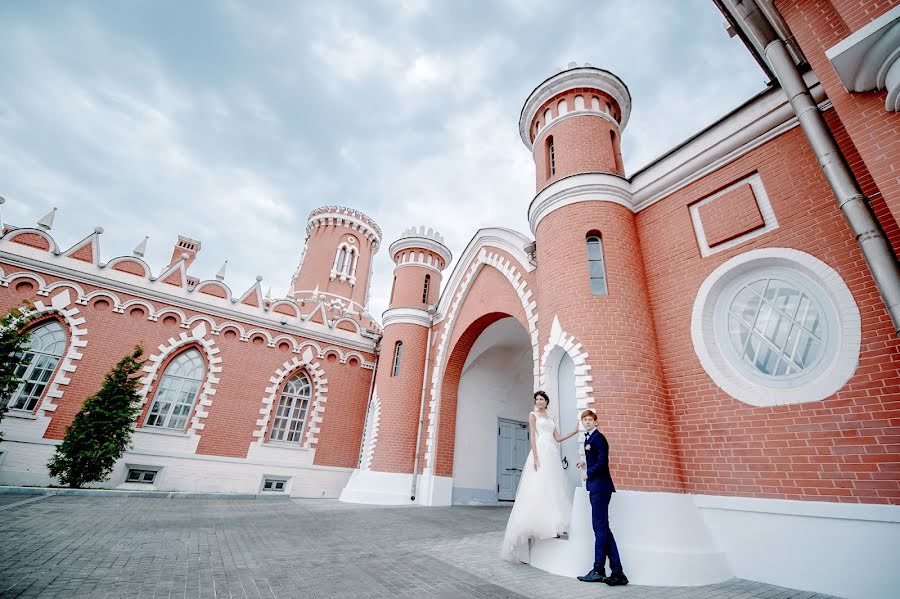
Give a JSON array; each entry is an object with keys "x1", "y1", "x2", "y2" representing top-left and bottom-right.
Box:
[
  {"x1": 591, "y1": 96, "x2": 601, "y2": 111},
  {"x1": 422, "y1": 274, "x2": 431, "y2": 304},
  {"x1": 270, "y1": 371, "x2": 312, "y2": 443},
  {"x1": 547, "y1": 136, "x2": 555, "y2": 178},
  {"x1": 391, "y1": 341, "x2": 403, "y2": 377},
  {"x1": 586, "y1": 235, "x2": 608, "y2": 296},
  {"x1": 558, "y1": 99, "x2": 568, "y2": 115},
  {"x1": 336, "y1": 247, "x2": 347, "y2": 272},
  {"x1": 610, "y1": 130, "x2": 623, "y2": 172},
  {"x1": 606, "y1": 101, "x2": 612, "y2": 114},
  {"x1": 390, "y1": 276, "x2": 397, "y2": 304},
  {"x1": 574, "y1": 95, "x2": 585, "y2": 110},
  {"x1": 145, "y1": 348, "x2": 205, "y2": 430},
  {"x1": 7, "y1": 320, "x2": 66, "y2": 412},
  {"x1": 544, "y1": 108, "x2": 552, "y2": 124}
]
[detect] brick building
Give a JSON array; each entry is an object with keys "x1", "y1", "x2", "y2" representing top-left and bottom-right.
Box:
[{"x1": 1, "y1": 1, "x2": 898, "y2": 597}]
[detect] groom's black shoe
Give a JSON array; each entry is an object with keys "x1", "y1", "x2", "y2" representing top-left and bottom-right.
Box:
[
  {"x1": 577, "y1": 569, "x2": 607, "y2": 583},
  {"x1": 605, "y1": 572, "x2": 629, "y2": 586}
]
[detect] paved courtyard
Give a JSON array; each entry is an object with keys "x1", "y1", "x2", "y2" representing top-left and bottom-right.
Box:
[{"x1": 0, "y1": 494, "x2": 839, "y2": 599}]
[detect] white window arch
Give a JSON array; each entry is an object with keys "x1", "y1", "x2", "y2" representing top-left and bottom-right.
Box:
[
  {"x1": 7, "y1": 320, "x2": 66, "y2": 412},
  {"x1": 544, "y1": 108, "x2": 552, "y2": 123},
  {"x1": 692, "y1": 248, "x2": 860, "y2": 407},
  {"x1": 586, "y1": 235, "x2": 607, "y2": 295},
  {"x1": 558, "y1": 99, "x2": 568, "y2": 115},
  {"x1": 331, "y1": 243, "x2": 359, "y2": 281},
  {"x1": 591, "y1": 96, "x2": 601, "y2": 111},
  {"x1": 270, "y1": 371, "x2": 312, "y2": 443},
  {"x1": 574, "y1": 95, "x2": 585, "y2": 110},
  {"x1": 145, "y1": 348, "x2": 205, "y2": 430}
]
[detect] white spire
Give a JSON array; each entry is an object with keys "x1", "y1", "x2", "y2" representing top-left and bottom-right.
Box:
[
  {"x1": 37, "y1": 207, "x2": 57, "y2": 230},
  {"x1": 133, "y1": 236, "x2": 148, "y2": 257},
  {"x1": 216, "y1": 260, "x2": 227, "y2": 280},
  {"x1": 265, "y1": 286, "x2": 272, "y2": 300}
]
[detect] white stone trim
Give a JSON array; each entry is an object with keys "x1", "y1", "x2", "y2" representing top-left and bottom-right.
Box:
[
  {"x1": 18, "y1": 290, "x2": 88, "y2": 426},
  {"x1": 689, "y1": 172, "x2": 778, "y2": 257},
  {"x1": 424, "y1": 248, "x2": 539, "y2": 472},
  {"x1": 528, "y1": 172, "x2": 633, "y2": 233},
  {"x1": 253, "y1": 347, "x2": 328, "y2": 449},
  {"x1": 392, "y1": 261, "x2": 443, "y2": 275},
  {"x1": 520, "y1": 66, "x2": 632, "y2": 149},
  {"x1": 691, "y1": 248, "x2": 861, "y2": 406},
  {"x1": 381, "y1": 307, "x2": 432, "y2": 328},
  {"x1": 826, "y1": 5, "x2": 900, "y2": 111},
  {"x1": 359, "y1": 386, "x2": 380, "y2": 470},
  {"x1": 138, "y1": 321, "x2": 222, "y2": 442},
  {"x1": 531, "y1": 109, "x2": 621, "y2": 154},
  {"x1": 390, "y1": 236, "x2": 452, "y2": 266},
  {"x1": 435, "y1": 228, "x2": 534, "y2": 321},
  {"x1": 306, "y1": 207, "x2": 382, "y2": 250},
  {"x1": 539, "y1": 315, "x2": 593, "y2": 410}
]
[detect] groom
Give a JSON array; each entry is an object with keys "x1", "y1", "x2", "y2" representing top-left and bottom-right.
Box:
[{"x1": 576, "y1": 409, "x2": 628, "y2": 586}]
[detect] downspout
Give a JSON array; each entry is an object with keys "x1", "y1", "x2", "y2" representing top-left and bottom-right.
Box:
[
  {"x1": 410, "y1": 308, "x2": 435, "y2": 501},
  {"x1": 736, "y1": 0, "x2": 900, "y2": 336}
]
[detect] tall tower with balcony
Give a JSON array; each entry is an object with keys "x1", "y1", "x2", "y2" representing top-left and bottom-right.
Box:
[
  {"x1": 290, "y1": 206, "x2": 381, "y2": 311},
  {"x1": 521, "y1": 64, "x2": 682, "y2": 493}
]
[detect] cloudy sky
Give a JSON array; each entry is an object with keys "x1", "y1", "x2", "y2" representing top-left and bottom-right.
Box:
[{"x1": 0, "y1": 0, "x2": 767, "y2": 321}]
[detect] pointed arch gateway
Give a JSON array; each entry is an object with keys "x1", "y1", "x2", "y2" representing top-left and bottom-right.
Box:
[{"x1": 416, "y1": 228, "x2": 541, "y2": 506}]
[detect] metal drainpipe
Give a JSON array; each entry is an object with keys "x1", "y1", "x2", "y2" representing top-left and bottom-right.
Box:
[
  {"x1": 410, "y1": 310, "x2": 435, "y2": 501},
  {"x1": 736, "y1": 0, "x2": 900, "y2": 336}
]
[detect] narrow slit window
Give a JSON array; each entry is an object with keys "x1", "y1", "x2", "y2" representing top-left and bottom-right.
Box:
[
  {"x1": 391, "y1": 341, "x2": 403, "y2": 377},
  {"x1": 586, "y1": 235, "x2": 608, "y2": 296},
  {"x1": 422, "y1": 274, "x2": 431, "y2": 304},
  {"x1": 547, "y1": 137, "x2": 555, "y2": 177}
]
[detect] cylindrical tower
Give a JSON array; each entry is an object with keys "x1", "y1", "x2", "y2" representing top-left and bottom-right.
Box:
[
  {"x1": 367, "y1": 227, "x2": 451, "y2": 477},
  {"x1": 290, "y1": 206, "x2": 382, "y2": 310},
  {"x1": 521, "y1": 64, "x2": 683, "y2": 493}
]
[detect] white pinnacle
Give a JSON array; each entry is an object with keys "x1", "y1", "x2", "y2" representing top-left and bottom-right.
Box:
[
  {"x1": 133, "y1": 236, "x2": 148, "y2": 257},
  {"x1": 37, "y1": 207, "x2": 57, "y2": 230},
  {"x1": 216, "y1": 260, "x2": 227, "y2": 280}
]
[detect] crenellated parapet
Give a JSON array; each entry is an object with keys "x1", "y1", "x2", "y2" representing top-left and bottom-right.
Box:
[{"x1": 306, "y1": 206, "x2": 382, "y2": 251}]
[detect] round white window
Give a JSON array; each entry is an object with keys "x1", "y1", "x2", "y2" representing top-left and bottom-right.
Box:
[{"x1": 692, "y1": 249, "x2": 860, "y2": 406}]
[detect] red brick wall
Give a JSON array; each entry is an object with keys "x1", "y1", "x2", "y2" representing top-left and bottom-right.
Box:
[
  {"x1": 292, "y1": 225, "x2": 375, "y2": 307},
  {"x1": 0, "y1": 264, "x2": 375, "y2": 469},
  {"x1": 775, "y1": 0, "x2": 900, "y2": 228},
  {"x1": 636, "y1": 123, "x2": 900, "y2": 504},
  {"x1": 534, "y1": 114, "x2": 622, "y2": 190},
  {"x1": 696, "y1": 183, "x2": 766, "y2": 247},
  {"x1": 535, "y1": 202, "x2": 683, "y2": 492}
]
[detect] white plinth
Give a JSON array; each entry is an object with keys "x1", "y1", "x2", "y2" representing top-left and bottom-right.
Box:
[{"x1": 529, "y1": 488, "x2": 732, "y2": 586}]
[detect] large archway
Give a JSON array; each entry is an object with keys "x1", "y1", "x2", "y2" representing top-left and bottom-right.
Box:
[{"x1": 451, "y1": 316, "x2": 534, "y2": 505}]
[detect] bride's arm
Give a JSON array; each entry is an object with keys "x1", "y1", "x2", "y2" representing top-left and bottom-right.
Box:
[
  {"x1": 529, "y1": 412, "x2": 540, "y2": 471},
  {"x1": 553, "y1": 423, "x2": 581, "y2": 443}
]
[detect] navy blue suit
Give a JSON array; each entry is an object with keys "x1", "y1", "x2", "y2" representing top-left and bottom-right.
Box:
[{"x1": 584, "y1": 429, "x2": 623, "y2": 575}]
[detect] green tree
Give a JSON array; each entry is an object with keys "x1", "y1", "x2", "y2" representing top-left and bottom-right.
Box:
[
  {"x1": 0, "y1": 306, "x2": 34, "y2": 442},
  {"x1": 47, "y1": 346, "x2": 145, "y2": 488}
]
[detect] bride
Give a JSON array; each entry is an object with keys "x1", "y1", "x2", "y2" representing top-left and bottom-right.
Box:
[{"x1": 501, "y1": 390, "x2": 579, "y2": 562}]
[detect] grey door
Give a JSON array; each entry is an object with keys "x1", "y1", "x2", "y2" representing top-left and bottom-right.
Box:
[{"x1": 497, "y1": 418, "x2": 529, "y2": 501}]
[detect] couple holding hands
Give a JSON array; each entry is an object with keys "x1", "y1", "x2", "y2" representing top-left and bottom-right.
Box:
[{"x1": 500, "y1": 390, "x2": 629, "y2": 587}]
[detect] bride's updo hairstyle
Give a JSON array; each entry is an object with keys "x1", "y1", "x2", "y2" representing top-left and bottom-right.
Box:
[{"x1": 533, "y1": 390, "x2": 550, "y2": 405}]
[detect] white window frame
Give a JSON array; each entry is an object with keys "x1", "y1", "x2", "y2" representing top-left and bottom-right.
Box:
[
  {"x1": 586, "y1": 235, "x2": 608, "y2": 296},
  {"x1": 692, "y1": 248, "x2": 861, "y2": 407},
  {"x1": 7, "y1": 320, "x2": 67, "y2": 412},
  {"x1": 144, "y1": 349, "x2": 205, "y2": 431},
  {"x1": 422, "y1": 274, "x2": 431, "y2": 304},
  {"x1": 269, "y1": 372, "x2": 312, "y2": 444},
  {"x1": 391, "y1": 341, "x2": 403, "y2": 377}
]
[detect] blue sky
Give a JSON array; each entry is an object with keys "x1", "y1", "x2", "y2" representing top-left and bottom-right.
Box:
[{"x1": 0, "y1": 0, "x2": 767, "y2": 320}]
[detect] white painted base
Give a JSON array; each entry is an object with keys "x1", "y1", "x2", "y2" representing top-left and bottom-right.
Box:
[
  {"x1": 0, "y1": 437, "x2": 351, "y2": 498},
  {"x1": 339, "y1": 469, "x2": 454, "y2": 506},
  {"x1": 696, "y1": 494, "x2": 900, "y2": 599},
  {"x1": 529, "y1": 488, "x2": 731, "y2": 586}
]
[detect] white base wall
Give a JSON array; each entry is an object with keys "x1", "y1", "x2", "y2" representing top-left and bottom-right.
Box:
[
  {"x1": 0, "y1": 436, "x2": 351, "y2": 497},
  {"x1": 529, "y1": 488, "x2": 731, "y2": 586},
  {"x1": 696, "y1": 494, "x2": 900, "y2": 599},
  {"x1": 339, "y1": 469, "x2": 454, "y2": 506}
]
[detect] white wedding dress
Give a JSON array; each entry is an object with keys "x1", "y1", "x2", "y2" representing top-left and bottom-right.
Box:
[{"x1": 500, "y1": 410, "x2": 572, "y2": 562}]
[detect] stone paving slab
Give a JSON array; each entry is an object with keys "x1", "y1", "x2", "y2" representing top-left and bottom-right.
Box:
[{"x1": 0, "y1": 495, "x2": 842, "y2": 599}]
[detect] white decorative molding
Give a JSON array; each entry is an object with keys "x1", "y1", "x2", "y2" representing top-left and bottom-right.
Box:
[
  {"x1": 826, "y1": 5, "x2": 900, "y2": 111},
  {"x1": 138, "y1": 321, "x2": 223, "y2": 442},
  {"x1": 520, "y1": 66, "x2": 632, "y2": 149},
  {"x1": 359, "y1": 387, "x2": 381, "y2": 470},
  {"x1": 435, "y1": 228, "x2": 534, "y2": 322},
  {"x1": 390, "y1": 226, "x2": 452, "y2": 266},
  {"x1": 691, "y1": 248, "x2": 861, "y2": 407},
  {"x1": 689, "y1": 172, "x2": 778, "y2": 257},
  {"x1": 382, "y1": 307, "x2": 432, "y2": 328},
  {"x1": 253, "y1": 347, "x2": 329, "y2": 449},
  {"x1": 528, "y1": 172, "x2": 633, "y2": 233},
  {"x1": 531, "y1": 109, "x2": 621, "y2": 154},
  {"x1": 306, "y1": 206, "x2": 382, "y2": 251},
  {"x1": 424, "y1": 248, "x2": 539, "y2": 473},
  {"x1": 18, "y1": 290, "x2": 88, "y2": 427},
  {"x1": 539, "y1": 316, "x2": 593, "y2": 409}
]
